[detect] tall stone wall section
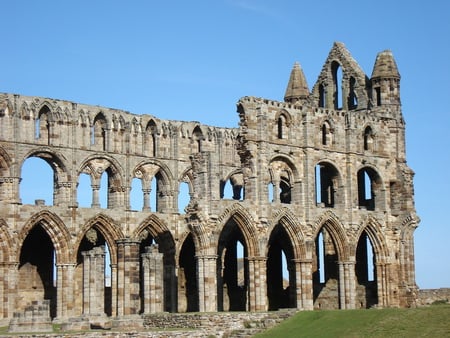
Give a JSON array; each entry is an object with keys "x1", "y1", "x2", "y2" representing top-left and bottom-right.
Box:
[{"x1": 0, "y1": 42, "x2": 419, "y2": 329}]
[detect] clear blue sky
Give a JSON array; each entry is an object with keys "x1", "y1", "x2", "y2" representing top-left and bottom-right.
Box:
[{"x1": 1, "y1": 1, "x2": 449, "y2": 289}]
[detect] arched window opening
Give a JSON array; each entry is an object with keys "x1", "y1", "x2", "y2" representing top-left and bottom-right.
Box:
[
  {"x1": 217, "y1": 220, "x2": 248, "y2": 312},
  {"x1": 36, "y1": 106, "x2": 50, "y2": 143},
  {"x1": 92, "y1": 114, "x2": 107, "y2": 151},
  {"x1": 375, "y1": 87, "x2": 381, "y2": 106},
  {"x1": 364, "y1": 126, "x2": 374, "y2": 151},
  {"x1": 150, "y1": 176, "x2": 157, "y2": 212},
  {"x1": 267, "y1": 224, "x2": 296, "y2": 310},
  {"x1": 348, "y1": 77, "x2": 358, "y2": 109},
  {"x1": 220, "y1": 174, "x2": 244, "y2": 200},
  {"x1": 315, "y1": 163, "x2": 339, "y2": 208},
  {"x1": 99, "y1": 171, "x2": 108, "y2": 209},
  {"x1": 319, "y1": 84, "x2": 326, "y2": 108},
  {"x1": 268, "y1": 183, "x2": 274, "y2": 203},
  {"x1": 178, "y1": 234, "x2": 198, "y2": 312},
  {"x1": 355, "y1": 231, "x2": 377, "y2": 308},
  {"x1": 279, "y1": 177, "x2": 291, "y2": 204},
  {"x1": 332, "y1": 61, "x2": 343, "y2": 110},
  {"x1": 75, "y1": 228, "x2": 112, "y2": 316},
  {"x1": 146, "y1": 120, "x2": 157, "y2": 157},
  {"x1": 130, "y1": 177, "x2": 143, "y2": 211},
  {"x1": 178, "y1": 181, "x2": 190, "y2": 214},
  {"x1": 193, "y1": 126, "x2": 203, "y2": 153},
  {"x1": 313, "y1": 227, "x2": 340, "y2": 309},
  {"x1": 358, "y1": 167, "x2": 382, "y2": 211},
  {"x1": 19, "y1": 224, "x2": 57, "y2": 318},
  {"x1": 277, "y1": 115, "x2": 287, "y2": 139},
  {"x1": 139, "y1": 230, "x2": 176, "y2": 313},
  {"x1": 77, "y1": 173, "x2": 92, "y2": 208},
  {"x1": 20, "y1": 157, "x2": 54, "y2": 206}
]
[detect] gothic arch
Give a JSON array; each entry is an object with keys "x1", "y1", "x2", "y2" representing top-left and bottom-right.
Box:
[
  {"x1": 76, "y1": 213, "x2": 124, "y2": 264},
  {"x1": 354, "y1": 216, "x2": 389, "y2": 261},
  {"x1": 21, "y1": 148, "x2": 69, "y2": 179},
  {"x1": 268, "y1": 208, "x2": 307, "y2": 260},
  {"x1": 313, "y1": 210, "x2": 349, "y2": 260},
  {"x1": 216, "y1": 203, "x2": 260, "y2": 257},
  {"x1": 134, "y1": 159, "x2": 174, "y2": 187},
  {"x1": 0, "y1": 146, "x2": 12, "y2": 175},
  {"x1": 0, "y1": 219, "x2": 13, "y2": 262},
  {"x1": 78, "y1": 154, "x2": 124, "y2": 184},
  {"x1": 16, "y1": 210, "x2": 71, "y2": 264},
  {"x1": 134, "y1": 214, "x2": 172, "y2": 241}
]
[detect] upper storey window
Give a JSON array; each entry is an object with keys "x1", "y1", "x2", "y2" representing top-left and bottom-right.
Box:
[
  {"x1": 332, "y1": 61, "x2": 343, "y2": 110},
  {"x1": 275, "y1": 110, "x2": 291, "y2": 140},
  {"x1": 92, "y1": 113, "x2": 107, "y2": 151},
  {"x1": 348, "y1": 77, "x2": 358, "y2": 110}
]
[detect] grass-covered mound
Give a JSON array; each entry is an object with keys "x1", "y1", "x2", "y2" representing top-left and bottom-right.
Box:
[{"x1": 255, "y1": 304, "x2": 450, "y2": 337}]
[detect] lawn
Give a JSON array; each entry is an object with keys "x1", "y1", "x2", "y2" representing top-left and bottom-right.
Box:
[{"x1": 255, "y1": 304, "x2": 450, "y2": 337}]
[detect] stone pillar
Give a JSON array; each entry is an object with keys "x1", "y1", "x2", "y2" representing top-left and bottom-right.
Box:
[
  {"x1": 91, "y1": 184, "x2": 100, "y2": 208},
  {"x1": 247, "y1": 256, "x2": 266, "y2": 311},
  {"x1": 293, "y1": 259, "x2": 313, "y2": 310},
  {"x1": 82, "y1": 246, "x2": 105, "y2": 316},
  {"x1": 141, "y1": 245, "x2": 164, "y2": 313},
  {"x1": 338, "y1": 261, "x2": 356, "y2": 309},
  {"x1": 142, "y1": 188, "x2": 151, "y2": 211},
  {"x1": 196, "y1": 254, "x2": 217, "y2": 312},
  {"x1": 116, "y1": 239, "x2": 140, "y2": 316},
  {"x1": 56, "y1": 263, "x2": 75, "y2": 320}
]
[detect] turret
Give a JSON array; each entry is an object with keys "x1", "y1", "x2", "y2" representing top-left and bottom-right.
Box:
[
  {"x1": 284, "y1": 62, "x2": 309, "y2": 104},
  {"x1": 370, "y1": 50, "x2": 401, "y2": 107}
]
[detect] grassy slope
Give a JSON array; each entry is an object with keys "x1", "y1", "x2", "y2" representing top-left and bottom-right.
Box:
[{"x1": 255, "y1": 305, "x2": 450, "y2": 337}]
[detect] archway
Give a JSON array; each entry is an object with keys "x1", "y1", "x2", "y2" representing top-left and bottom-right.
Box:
[
  {"x1": 355, "y1": 230, "x2": 377, "y2": 308},
  {"x1": 217, "y1": 218, "x2": 248, "y2": 311},
  {"x1": 178, "y1": 233, "x2": 198, "y2": 312},
  {"x1": 18, "y1": 224, "x2": 57, "y2": 318},
  {"x1": 267, "y1": 223, "x2": 296, "y2": 310}
]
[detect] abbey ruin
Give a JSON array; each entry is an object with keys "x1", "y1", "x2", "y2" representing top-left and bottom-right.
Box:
[{"x1": 0, "y1": 42, "x2": 419, "y2": 329}]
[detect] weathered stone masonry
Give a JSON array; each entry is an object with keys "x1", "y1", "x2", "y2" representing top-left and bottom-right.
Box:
[{"x1": 0, "y1": 42, "x2": 419, "y2": 326}]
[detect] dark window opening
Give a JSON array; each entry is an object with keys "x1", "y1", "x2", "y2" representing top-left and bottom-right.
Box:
[
  {"x1": 364, "y1": 126, "x2": 373, "y2": 151},
  {"x1": 375, "y1": 87, "x2": 381, "y2": 106},
  {"x1": 315, "y1": 163, "x2": 339, "y2": 208},
  {"x1": 348, "y1": 77, "x2": 358, "y2": 109},
  {"x1": 277, "y1": 116, "x2": 284, "y2": 139},
  {"x1": 319, "y1": 84, "x2": 326, "y2": 108},
  {"x1": 332, "y1": 61, "x2": 343, "y2": 110}
]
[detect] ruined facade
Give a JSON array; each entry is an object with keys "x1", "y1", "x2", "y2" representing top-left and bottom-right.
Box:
[{"x1": 0, "y1": 42, "x2": 419, "y2": 325}]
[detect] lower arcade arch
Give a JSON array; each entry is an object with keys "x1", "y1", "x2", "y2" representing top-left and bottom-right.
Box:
[
  {"x1": 18, "y1": 224, "x2": 57, "y2": 318},
  {"x1": 178, "y1": 233, "x2": 199, "y2": 312},
  {"x1": 217, "y1": 218, "x2": 248, "y2": 311},
  {"x1": 355, "y1": 230, "x2": 378, "y2": 308},
  {"x1": 138, "y1": 228, "x2": 177, "y2": 313},
  {"x1": 266, "y1": 223, "x2": 296, "y2": 310},
  {"x1": 74, "y1": 226, "x2": 113, "y2": 317},
  {"x1": 313, "y1": 225, "x2": 341, "y2": 309}
]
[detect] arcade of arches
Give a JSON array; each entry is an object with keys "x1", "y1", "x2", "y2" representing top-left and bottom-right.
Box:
[{"x1": 0, "y1": 43, "x2": 418, "y2": 326}]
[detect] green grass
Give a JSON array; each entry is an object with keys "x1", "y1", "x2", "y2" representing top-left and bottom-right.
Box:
[{"x1": 255, "y1": 304, "x2": 450, "y2": 338}]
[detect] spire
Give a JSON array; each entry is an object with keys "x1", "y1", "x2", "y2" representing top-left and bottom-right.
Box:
[
  {"x1": 284, "y1": 62, "x2": 309, "y2": 103},
  {"x1": 371, "y1": 50, "x2": 400, "y2": 79}
]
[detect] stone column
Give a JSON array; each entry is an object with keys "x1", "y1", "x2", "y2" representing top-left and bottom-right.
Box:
[
  {"x1": 91, "y1": 184, "x2": 100, "y2": 208},
  {"x1": 141, "y1": 245, "x2": 164, "y2": 313},
  {"x1": 116, "y1": 239, "x2": 140, "y2": 316},
  {"x1": 338, "y1": 261, "x2": 356, "y2": 309},
  {"x1": 56, "y1": 263, "x2": 75, "y2": 320},
  {"x1": 246, "y1": 256, "x2": 267, "y2": 311},
  {"x1": 82, "y1": 246, "x2": 105, "y2": 316},
  {"x1": 293, "y1": 259, "x2": 313, "y2": 310},
  {"x1": 196, "y1": 254, "x2": 217, "y2": 312},
  {"x1": 142, "y1": 188, "x2": 151, "y2": 211}
]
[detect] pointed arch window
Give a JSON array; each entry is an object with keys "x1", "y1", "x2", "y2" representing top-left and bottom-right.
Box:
[
  {"x1": 332, "y1": 61, "x2": 343, "y2": 110},
  {"x1": 193, "y1": 126, "x2": 203, "y2": 152},
  {"x1": 348, "y1": 77, "x2": 358, "y2": 110},
  {"x1": 92, "y1": 113, "x2": 107, "y2": 151}
]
